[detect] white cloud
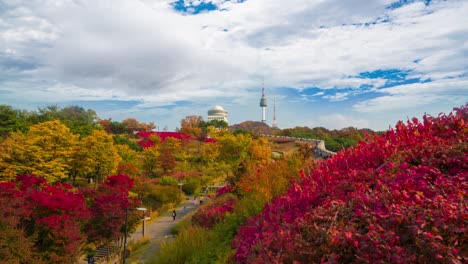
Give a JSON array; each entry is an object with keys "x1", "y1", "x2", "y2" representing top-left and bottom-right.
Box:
[
  {"x1": 353, "y1": 78, "x2": 468, "y2": 113},
  {"x1": 318, "y1": 114, "x2": 370, "y2": 130},
  {"x1": 323, "y1": 92, "x2": 350, "y2": 102},
  {"x1": 0, "y1": 0, "x2": 467, "y2": 130}
]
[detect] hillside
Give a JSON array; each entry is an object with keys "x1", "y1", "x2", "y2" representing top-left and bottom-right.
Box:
[
  {"x1": 229, "y1": 121, "x2": 276, "y2": 135},
  {"x1": 229, "y1": 120, "x2": 379, "y2": 152},
  {"x1": 233, "y1": 106, "x2": 467, "y2": 263}
]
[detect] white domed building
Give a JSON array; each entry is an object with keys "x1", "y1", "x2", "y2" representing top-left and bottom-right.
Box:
[{"x1": 207, "y1": 105, "x2": 228, "y2": 123}]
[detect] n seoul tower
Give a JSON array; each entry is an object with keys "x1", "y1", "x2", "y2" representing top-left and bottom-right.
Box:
[{"x1": 260, "y1": 82, "x2": 267, "y2": 123}]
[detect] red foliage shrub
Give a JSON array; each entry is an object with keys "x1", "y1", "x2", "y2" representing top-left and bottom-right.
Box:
[
  {"x1": 216, "y1": 185, "x2": 234, "y2": 197},
  {"x1": 0, "y1": 174, "x2": 138, "y2": 263},
  {"x1": 0, "y1": 175, "x2": 90, "y2": 263},
  {"x1": 84, "y1": 175, "x2": 138, "y2": 243},
  {"x1": 192, "y1": 193, "x2": 238, "y2": 229},
  {"x1": 137, "y1": 131, "x2": 193, "y2": 148},
  {"x1": 233, "y1": 105, "x2": 467, "y2": 263}
]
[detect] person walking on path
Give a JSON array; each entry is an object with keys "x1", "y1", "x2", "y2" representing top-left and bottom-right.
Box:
[
  {"x1": 172, "y1": 210, "x2": 176, "y2": 222},
  {"x1": 122, "y1": 201, "x2": 196, "y2": 263}
]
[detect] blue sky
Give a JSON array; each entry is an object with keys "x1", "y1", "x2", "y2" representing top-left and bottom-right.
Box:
[{"x1": 0, "y1": 0, "x2": 467, "y2": 131}]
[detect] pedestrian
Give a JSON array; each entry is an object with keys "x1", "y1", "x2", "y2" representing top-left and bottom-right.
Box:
[
  {"x1": 199, "y1": 195, "x2": 204, "y2": 205},
  {"x1": 183, "y1": 206, "x2": 187, "y2": 215},
  {"x1": 87, "y1": 254, "x2": 95, "y2": 264},
  {"x1": 172, "y1": 210, "x2": 176, "y2": 222}
]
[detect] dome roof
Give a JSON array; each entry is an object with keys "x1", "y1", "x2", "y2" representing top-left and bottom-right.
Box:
[
  {"x1": 211, "y1": 105, "x2": 224, "y2": 111},
  {"x1": 208, "y1": 105, "x2": 227, "y2": 116}
]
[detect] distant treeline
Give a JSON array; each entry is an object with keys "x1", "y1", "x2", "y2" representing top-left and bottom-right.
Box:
[
  {"x1": 1, "y1": 104, "x2": 381, "y2": 152},
  {"x1": 0, "y1": 104, "x2": 155, "y2": 137},
  {"x1": 229, "y1": 120, "x2": 382, "y2": 152}
]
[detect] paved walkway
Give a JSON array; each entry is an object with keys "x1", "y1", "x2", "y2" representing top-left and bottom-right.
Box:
[{"x1": 127, "y1": 200, "x2": 198, "y2": 263}]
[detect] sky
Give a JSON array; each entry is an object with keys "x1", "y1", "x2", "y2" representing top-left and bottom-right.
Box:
[{"x1": 0, "y1": 0, "x2": 467, "y2": 131}]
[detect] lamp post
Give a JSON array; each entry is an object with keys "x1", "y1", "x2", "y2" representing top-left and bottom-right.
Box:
[
  {"x1": 136, "y1": 207, "x2": 148, "y2": 237},
  {"x1": 122, "y1": 207, "x2": 147, "y2": 264},
  {"x1": 178, "y1": 181, "x2": 183, "y2": 193}
]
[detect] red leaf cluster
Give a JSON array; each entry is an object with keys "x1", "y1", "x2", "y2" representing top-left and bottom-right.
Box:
[
  {"x1": 216, "y1": 185, "x2": 234, "y2": 197},
  {"x1": 233, "y1": 106, "x2": 467, "y2": 263},
  {"x1": 0, "y1": 175, "x2": 89, "y2": 263},
  {"x1": 0, "y1": 174, "x2": 137, "y2": 263},
  {"x1": 84, "y1": 175, "x2": 137, "y2": 242},
  {"x1": 192, "y1": 193, "x2": 237, "y2": 229},
  {"x1": 136, "y1": 131, "x2": 192, "y2": 148}
]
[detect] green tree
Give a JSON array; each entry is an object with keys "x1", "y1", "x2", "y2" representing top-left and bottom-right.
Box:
[
  {"x1": 57, "y1": 105, "x2": 98, "y2": 136},
  {"x1": 0, "y1": 105, "x2": 31, "y2": 137}
]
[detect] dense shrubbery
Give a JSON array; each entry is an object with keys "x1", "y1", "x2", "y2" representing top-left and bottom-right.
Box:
[
  {"x1": 233, "y1": 106, "x2": 467, "y2": 263},
  {"x1": 182, "y1": 177, "x2": 202, "y2": 195},
  {"x1": 142, "y1": 184, "x2": 183, "y2": 211},
  {"x1": 158, "y1": 176, "x2": 179, "y2": 186},
  {"x1": 192, "y1": 193, "x2": 238, "y2": 229},
  {"x1": 0, "y1": 174, "x2": 136, "y2": 263}
]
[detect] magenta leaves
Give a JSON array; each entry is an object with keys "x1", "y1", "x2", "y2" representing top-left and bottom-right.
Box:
[
  {"x1": 0, "y1": 174, "x2": 137, "y2": 263},
  {"x1": 233, "y1": 105, "x2": 467, "y2": 263}
]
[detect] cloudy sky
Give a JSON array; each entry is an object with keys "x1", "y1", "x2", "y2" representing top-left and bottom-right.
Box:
[{"x1": 1, "y1": 0, "x2": 467, "y2": 131}]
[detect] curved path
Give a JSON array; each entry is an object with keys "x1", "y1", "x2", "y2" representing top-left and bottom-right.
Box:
[{"x1": 126, "y1": 200, "x2": 198, "y2": 263}]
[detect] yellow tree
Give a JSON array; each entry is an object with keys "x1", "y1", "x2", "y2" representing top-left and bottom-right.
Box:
[
  {"x1": 237, "y1": 157, "x2": 305, "y2": 205},
  {"x1": 80, "y1": 130, "x2": 121, "y2": 186},
  {"x1": 0, "y1": 132, "x2": 28, "y2": 181},
  {"x1": 212, "y1": 131, "x2": 253, "y2": 181},
  {"x1": 199, "y1": 141, "x2": 220, "y2": 165},
  {"x1": 0, "y1": 120, "x2": 78, "y2": 183},
  {"x1": 115, "y1": 144, "x2": 140, "y2": 178},
  {"x1": 68, "y1": 143, "x2": 93, "y2": 185},
  {"x1": 141, "y1": 145, "x2": 160, "y2": 177},
  {"x1": 247, "y1": 137, "x2": 271, "y2": 165}
]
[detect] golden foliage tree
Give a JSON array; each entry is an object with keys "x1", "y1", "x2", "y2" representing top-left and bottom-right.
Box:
[
  {"x1": 141, "y1": 145, "x2": 160, "y2": 177},
  {"x1": 247, "y1": 137, "x2": 271, "y2": 165},
  {"x1": 80, "y1": 130, "x2": 121, "y2": 185},
  {"x1": 0, "y1": 120, "x2": 78, "y2": 182}
]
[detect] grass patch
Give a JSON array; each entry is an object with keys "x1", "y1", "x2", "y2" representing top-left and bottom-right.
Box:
[
  {"x1": 147, "y1": 226, "x2": 212, "y2": 264},
  {"x1": 171, "y1": 210, "x2": 195, "y2": 235},
  {"x1": 125, "y1": 236, "x2": 151, "y2": 264}
]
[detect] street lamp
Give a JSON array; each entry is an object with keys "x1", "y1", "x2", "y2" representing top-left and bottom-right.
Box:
[
  {"x1": 136, "y1": 207, "x2": 148, "y2": 237},
  {"x1": 178, "y1": 182, "x2": 184, "y2": 194},
  {"x1": 123, "y1": 207, "x2": 147, "y2": 264}
]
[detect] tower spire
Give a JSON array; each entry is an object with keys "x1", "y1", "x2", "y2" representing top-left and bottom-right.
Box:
[
  {"x1": 272, "y1": 96, "x2": 277, "y2": 128},
  {"x1": 259, "y1": 78, "x2": 267, "y2": 123}
]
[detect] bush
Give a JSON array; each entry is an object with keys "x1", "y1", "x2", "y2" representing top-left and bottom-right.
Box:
[
  {"x1": 142, "y1": 184, "x2": 182, "y2": 210},
  {"x1": 233, "y1": 106, "x2": 468, "y2": 263},
  {"x1": 182, "y1": 177, "x2": 201, "y2": 195},
  {"x1": 158, "y1": 176, "x2": 179, "y2": 186},
  {"x1": 192, "y1": 193, "x2": 238, "y2": 229}
]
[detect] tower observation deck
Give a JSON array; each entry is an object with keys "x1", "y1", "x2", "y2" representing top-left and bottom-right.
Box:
[{"x1": 260, "y1": 87, "x2": 267, "y2": 123}]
